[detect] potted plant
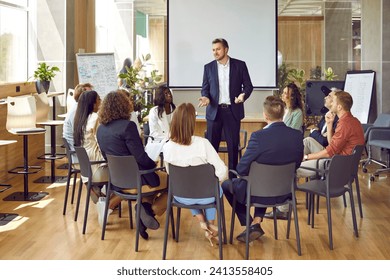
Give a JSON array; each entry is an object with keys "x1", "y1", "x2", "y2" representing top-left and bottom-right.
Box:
[
  {"x1": 118, "y1": 54, "x2": 163, "y2": 123},
  {"x1": 32, "y1": 62, "x2": 60, "y2": 94}
]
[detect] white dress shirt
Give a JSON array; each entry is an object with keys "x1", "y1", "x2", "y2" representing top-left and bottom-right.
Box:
[
  {"x1": 217, "y1": 58, "x2": 230, "y2": 105},
  {"x1": 163, "y1": 136, "x2": 228, "y2": 182}
]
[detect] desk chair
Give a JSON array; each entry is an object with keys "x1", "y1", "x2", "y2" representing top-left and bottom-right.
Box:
[
  {"x1": 365, "y1": 128, "x2": 390, "y2": 181},
  {"x1": 4, "y1": 95, "x2": 47, "y2": 201},
  {"x1": 34, "y1": 93, "x2": 66, "y2": 183},
  {"x1": 362, "y1": 113, "x2": 390, "y2": 174}
]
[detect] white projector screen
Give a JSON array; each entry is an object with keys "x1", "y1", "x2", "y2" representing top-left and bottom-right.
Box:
[{"x1": 168, "y1": 0, "x2": 277, "y2": 88}]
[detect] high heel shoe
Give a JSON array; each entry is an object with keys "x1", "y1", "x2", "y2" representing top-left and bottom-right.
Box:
[{"x1": 200, "y1": 222, "x2": 214, "y2": 247}]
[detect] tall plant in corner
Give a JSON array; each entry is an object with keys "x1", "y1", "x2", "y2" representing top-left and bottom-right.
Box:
[
  {"x1": 32, "y1": 62, "x2": 60, "y2": 94},
  {"x1": 118, "y1": 53, "x2": 163, "y2": 122}
]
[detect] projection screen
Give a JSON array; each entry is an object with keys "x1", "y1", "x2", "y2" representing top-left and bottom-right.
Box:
[{"x1": 168, "y1": 0, "x2": 277, "y2": 88}]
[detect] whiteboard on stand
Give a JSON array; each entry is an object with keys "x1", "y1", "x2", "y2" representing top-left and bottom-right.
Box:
[
  {"x1": 343, "y1": 70, "x2": 375, "y2": 124},
  {"x1": 76, "y1": 53, "x2": 118, "y2": 98}
]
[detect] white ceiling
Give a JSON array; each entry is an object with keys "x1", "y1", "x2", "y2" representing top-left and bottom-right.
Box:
[{"x1": 134, "y1": 0, "x2": 361, "y2": 18}]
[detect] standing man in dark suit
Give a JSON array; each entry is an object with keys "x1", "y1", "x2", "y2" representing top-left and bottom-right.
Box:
[
  {"x1": 222, "y1": 96, "x2": 303, "y2": 242},
  {"x1": 199, "y1": 38, "x2": 253, "y2": 174}
]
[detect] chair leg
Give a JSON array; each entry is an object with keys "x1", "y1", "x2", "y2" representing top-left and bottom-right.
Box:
[
  {"x1": 128, "y1": 200, "x2": 133, "y2": 229},
  {"x1": 101, "y1": 188, "x2": 111, "y2": 240},
  {"x1": 325, "y1": 196, "x2": 333, "y2": 250},
  {"x1": 316, "y1": 195, "x2": 320, "y2": 214},
  {"x1": 245, "y1": 204, "x2": 251, "y2": 260},
  {"x1": 216, "y1": 193, "x2": 223, "y2": 260},
  {"x1": 293, "y1": 201, "x2": 302, "y2": 256},
  {"x1": 162, "y1": 200, "x2": 172, "y2": 260},
  {"x1": 74, "y1": 179, "x2": 83, "y2": 221},
  {"x1": 70, "y1": 172, "x2": 78, "y2": 204},
  {"x1": 220, "y1": 196, "x2": 227, "y2": 244},
  {"x1": 135, "y1": 198, "x2": 142, "y2": 252},
  {"x1": 354, "y1": 175, "x2": 363, "y2": 218},
  {"x1": 82, "y1": 183, "x2": 92, "y2": 234},
  {"x1": 307, "y1": 193, "x2": 311, "y2": 225},
  {"x1": 342, "y1": 194, "x2": 347, "y2": 208},
  {"x1": 170, "y1": 208, "x2": 175, "y2": 240},
  {"x1": 311, "y1": 194, "x2": 315, "y2": 228},
  {"x1": 62, "y1": 170, "x2": 72, "y2": 215},
  {"x1": 175, "y1": 208, "x2": 181, "y2": 242},
  {"x1": 272, "y1": 206, "x2": 278, "y2": 240},
  {"x1": 229, "y1": 197, "x2": 236, "y2": 244},
  {"x1": 286, "y1": 204, "x2": 292, "y2": 239},
  {"x1": 348, "y1": 188, "x2": 359, "y2": 238}
]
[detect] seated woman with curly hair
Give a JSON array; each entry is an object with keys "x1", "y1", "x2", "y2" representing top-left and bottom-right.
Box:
[{"x1": 96, "y1": 90, "x2": 168, "y2": 240}]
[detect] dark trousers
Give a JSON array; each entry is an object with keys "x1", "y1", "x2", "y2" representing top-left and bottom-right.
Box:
[
  {"x1": 222, "y1": 178, "x2": 292, "y2": 226},
  {"x1": 206, "y1": 107, "x2": 240, "y2": 174}
]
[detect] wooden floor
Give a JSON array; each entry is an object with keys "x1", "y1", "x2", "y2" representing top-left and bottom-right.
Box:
[{"x1": 0, "y1": 157, "x2": 389, "y2": 260}]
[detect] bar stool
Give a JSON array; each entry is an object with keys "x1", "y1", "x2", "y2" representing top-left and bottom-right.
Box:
[
  {"x1": 0, "y1": 140, "x2": 19, "y2": 225},
  {"x1": 33, "y1": 92, "x2": 66, "y2": 183},
  {"x1": 4, "y1": 95, "x2": 47, "y2": 201}
]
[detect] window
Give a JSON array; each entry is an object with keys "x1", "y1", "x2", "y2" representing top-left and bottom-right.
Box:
[{"x1": 0, "y1": 2, "x2": 28, "y2": 82}]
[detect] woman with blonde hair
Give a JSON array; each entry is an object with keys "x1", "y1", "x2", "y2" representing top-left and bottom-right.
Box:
[{"x1": 163, "y1": 103, "x2": 227, "y2": 246}]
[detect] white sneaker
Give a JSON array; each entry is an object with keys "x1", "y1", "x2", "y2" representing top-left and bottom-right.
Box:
[{"x1": 96, "y1": 197, "x2": 112, "y2": 227}]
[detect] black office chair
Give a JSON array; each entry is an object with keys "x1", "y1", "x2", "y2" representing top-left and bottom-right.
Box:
[
  {"x1": 229, "y1": 162, "x2": 300, "y2": 259},
  {"x1": 361, "y1": 113, "x2": 390, "y2": 174},
  {"x1": 162, "y1": 164, "x2": 226, "y2": 260}
]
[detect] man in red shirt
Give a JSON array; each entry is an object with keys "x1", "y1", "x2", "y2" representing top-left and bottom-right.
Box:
[{"x1": 299, "y1": 90, "x2": 365, "y2": 177}]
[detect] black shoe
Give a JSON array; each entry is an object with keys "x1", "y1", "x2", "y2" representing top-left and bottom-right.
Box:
[
  {"x1": 264, "y1": 208, "x2": 288, "y2": 220},
  {"x1": 236, "y1": 223, "x2": 265, "y2": 243},
  {"x1": 136, "y1": 203, "x2": 160, "y2": 230},
  {"x1": 138, "y1": 220, "x2": 149, "y2": 240}
]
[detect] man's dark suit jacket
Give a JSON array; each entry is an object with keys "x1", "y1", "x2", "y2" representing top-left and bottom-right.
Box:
[
  {"x1": 201, "y1": 57, "x2": 253, "y2": 121},
  {"x1": 96, "y1": 119, "x2": 159, "y2": 187},
  {"x1": 309, "y1": 115, "x2": 339, "y2": 147},
  {"x1": 234, "y1": 121, "x2": 304, "y2": 202}
]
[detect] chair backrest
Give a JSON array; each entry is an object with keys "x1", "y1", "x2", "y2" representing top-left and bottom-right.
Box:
[
  {"x1": 326, "y1": 154, "x2": 354, "y2": 193},
  {"x1": 106, "y1": 154, "x2": 141, "y2": 190},
  {"x1": 63, "y1": 137, "x2": 75, "y2": 165},
  {"x1": 168, "y1": 164, "x2": 219, "y2": 199},
  {"x1": 143, "y1": 121, "x2": 152, "y2": 145},
  {"x1": 373, "y1": 113, "x2": 390, "y2": 127},
  {"x1": 351, "y1": 145, "x2": 364, "y2": 176},
  {"x1": 74, "y1": 146, "x2": 93, "y2": 179},
  {"x1": 66, "y1": 88, "x2": 76, "y2": 112},
  {"x1": 34, "y1": 93, "x2": 51, "y2": 122},
  {"x1": 6, "y1": 95, "x2": 37, "y2": 130},
  {"x1": 247, "y1": 162, "x2": 296, "y2": 198}
]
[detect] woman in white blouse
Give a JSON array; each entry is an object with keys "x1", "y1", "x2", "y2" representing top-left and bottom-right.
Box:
[
  {"x1": 163, "y1": 103, "x2": 228, "y2": 246},
  {"x1": 148, "y1": 85, "x2": 176, "y2": 141}
]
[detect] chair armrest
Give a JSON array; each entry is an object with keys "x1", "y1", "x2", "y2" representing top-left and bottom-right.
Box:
[
  {"x1": 139, "y1": 166, "x2": 166, "y2": 175},
  {"x1": 240, "y1": 129, "x2": 248, "y2": 149},
  {"x1": 228, "y1": 169, "x2": 248, "y2": 180},
  {"x1": 367, "y1": 127, "x2": 390, "y2": 142},
  {"x1": 90, "y1": 160, "x2": 106, "y2": 165}
]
